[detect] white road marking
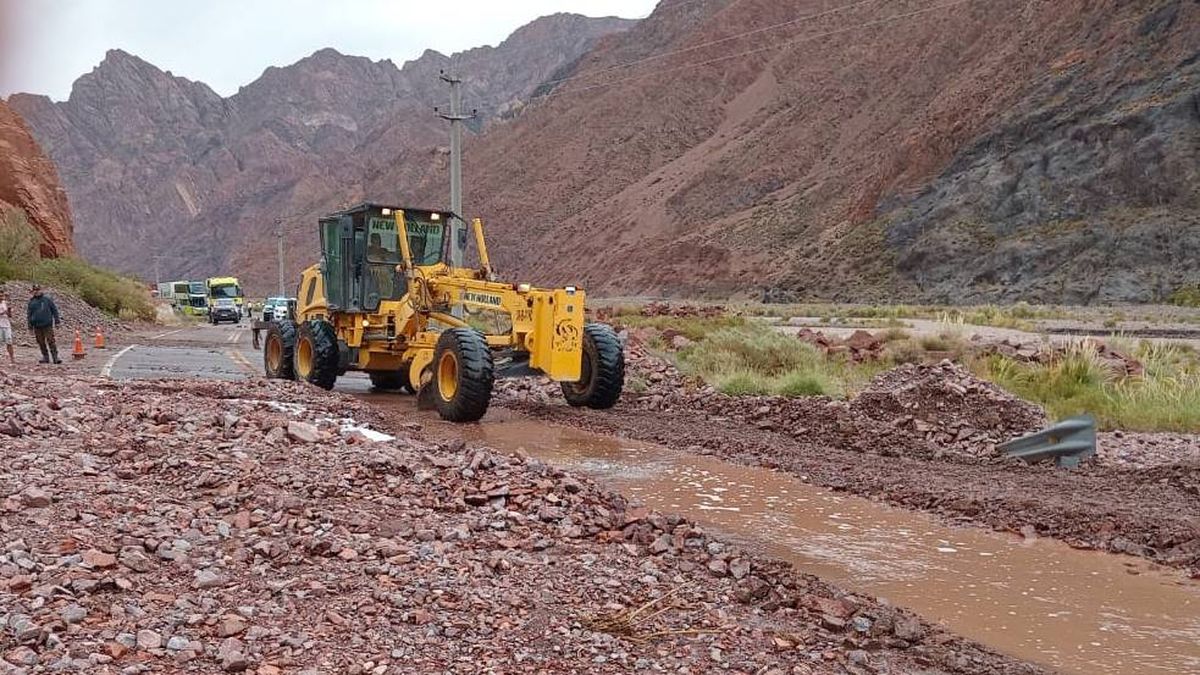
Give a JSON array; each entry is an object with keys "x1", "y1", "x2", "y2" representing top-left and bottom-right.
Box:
[
  {"x1": 150, "y1": 328, "x2": 185, "y2": 340},
  {"x1": 101, "y1": 344, "x2": 137, "y2": 378}
]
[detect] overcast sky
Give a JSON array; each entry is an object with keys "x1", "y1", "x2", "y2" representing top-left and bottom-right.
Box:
[{"x1": 0, "y1": 0, "x2": 658, "y2": 100}]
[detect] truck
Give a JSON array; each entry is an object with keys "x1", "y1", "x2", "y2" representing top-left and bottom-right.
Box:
[{"x1": 205, "y1": 277, "x2": 244, "y2": 321}]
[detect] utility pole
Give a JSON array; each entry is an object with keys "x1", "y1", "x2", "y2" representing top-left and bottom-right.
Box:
[
  {"x1": 152, "y1": 255, "x2": 168, "y2": 287},
  {"x1": 275, "y1": 218, "x2": 286, "y2": 297},
  {"x1": 436, "y1": 70, "x2": 477, "y2": 268}
]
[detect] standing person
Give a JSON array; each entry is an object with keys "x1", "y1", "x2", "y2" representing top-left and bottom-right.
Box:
[
  {"x1": 0, "y1": 289, "x2": 14, "y2": 365},
  {"x1": 26, "y1": 284, "x2": 61, "y2": 364}
]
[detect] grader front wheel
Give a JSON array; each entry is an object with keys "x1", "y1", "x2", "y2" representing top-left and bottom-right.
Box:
[
  {"x1": 562, "y1": 323, "x2": 625, "y2": 409},
  {"x1": 431, "y1": 328, "x2": 494, "y2": 422},
  {"x1": 294, "y1": 320, "x2": 339, "y2": 391},
  {"x1": 264, "y1": 320, "x2": 297, "y2": 380}
]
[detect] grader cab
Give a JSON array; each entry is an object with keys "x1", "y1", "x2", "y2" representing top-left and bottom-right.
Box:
[{"x1": 263, "y1": 203, "x2": 624, "y2": 422}]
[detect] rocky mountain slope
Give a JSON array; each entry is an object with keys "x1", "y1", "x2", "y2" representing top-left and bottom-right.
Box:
[
  {"x1": 10, "y1": 1, "x2": 1199, "y2": 303},
  {"x1": 8, "y1": 13, "x2": 632, "y2": 290},
  {"x1": 401, "y1": 0, "x2": 1197, "y2": 304},
  {"x1": 0, "y1": 100, "x2": 73, "y2": 257}
]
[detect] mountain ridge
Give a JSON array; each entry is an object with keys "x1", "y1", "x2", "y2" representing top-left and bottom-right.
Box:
[
  {"x1": 7, "y1": 13, "x2": 635, "y2": 290},
  {"x1": 10, "y1": 2, "x2": 1200, "y2": 303}
]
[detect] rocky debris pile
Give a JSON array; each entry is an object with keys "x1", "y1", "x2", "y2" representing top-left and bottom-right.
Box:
[
  {"x1": 796, "y1": 328, "x2": 886, "y2": 362},
  {"x1": 851, "y1": 362, "x2": 1047, "y2": 458},
  {"x1": 638, "y1": 302, "x2": 726, "y2": 318},
  {"x1": 500, "y1": 333, "x2": 1047, "y2": 462},
  {"x1": 1, "y1": 281, "x2": 126, "y2": 347},
  {"x1": 605, "y1": 346, "x2": 1046, "y2": 462},
  {"x1": 979, "y1": 337, "x2": 1144, "y2": 377},
  {"x1": 0, "y1": 371, "x2": 1037, "y2": 674},
  {"x1": 1097, "y1": 431, "x2": 1200, "y2": 469}
]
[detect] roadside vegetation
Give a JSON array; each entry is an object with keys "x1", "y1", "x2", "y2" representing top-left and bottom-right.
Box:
[
  {"x1": 616, "y1": 309, "x2": 1200, "y2": 432},
  {"x1": 1169, "y1": 284, "x2": 1200, "y2": 308},
  {"x1": 976, "y1": 341, "x2": 1200, "y2": 432},
  {"x1": 719, "y1": 299, "x2": 1200, "y2": 329},
  {"x1": 619, "y1": 315, "x2": 889, "y2": 398},
  {"x1": 0, "y1": 209, "x2": 155, "y2": 320}
]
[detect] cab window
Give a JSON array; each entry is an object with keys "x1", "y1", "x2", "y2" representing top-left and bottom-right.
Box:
[{"x1": 366, "y1": 217, "x2": 401, "y2": 263}]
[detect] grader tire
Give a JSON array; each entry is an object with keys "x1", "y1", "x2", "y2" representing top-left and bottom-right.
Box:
[
  {"x1": 370, "y1": 369, "x2": 415, "y2": 394},
  {"x1": 263, "y1": 320, "x2": 297, "y2": 380},
  {"x1": 432, "y1": 328, "x2": 494, "y2": 422},
  {"x1": 562, "y1": 323, "x2": 625, "y2": 409},
  {"x1": 295, "y1": 320, "x2": 339, "y2": 391}
]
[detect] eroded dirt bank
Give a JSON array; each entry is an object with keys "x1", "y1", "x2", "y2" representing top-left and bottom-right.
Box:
[{"x1": 0, "y1": 372, "x2": 1039, "y2": 674}]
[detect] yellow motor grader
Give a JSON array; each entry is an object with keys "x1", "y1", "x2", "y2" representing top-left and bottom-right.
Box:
[{"x1": 263, "y1": 203, "x2": 624, "y2": 422}]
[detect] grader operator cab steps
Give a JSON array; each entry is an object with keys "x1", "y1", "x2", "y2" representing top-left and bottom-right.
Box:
[{"x1": 263, "y1": 203, "x2": 624, "y2": 422}]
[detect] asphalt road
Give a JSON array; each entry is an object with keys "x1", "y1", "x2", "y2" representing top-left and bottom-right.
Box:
[{"x1": 106, "y1": 322, "x2": 373, "y2": 392}]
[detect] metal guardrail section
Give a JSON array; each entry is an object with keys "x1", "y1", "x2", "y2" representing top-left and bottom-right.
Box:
[{"x1": 998, "y1": 415, "x2": 1097, "y2": 468}]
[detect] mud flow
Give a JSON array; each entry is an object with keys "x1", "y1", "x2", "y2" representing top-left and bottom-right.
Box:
[{"x1": 366, "y1": 397, "x2": 1200, "y2": 675}]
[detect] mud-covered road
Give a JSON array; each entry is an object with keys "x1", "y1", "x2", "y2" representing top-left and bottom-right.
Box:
[
  {"x1": 59, "y1": 322, "x2": 1200, "y2": 673},
  {"x1": 508, "y1": 399, "x2": 1200, "y2": 574}
]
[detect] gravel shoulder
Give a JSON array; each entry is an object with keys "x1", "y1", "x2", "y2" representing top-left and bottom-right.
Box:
[{"x1": 0, "y1": 372, "x2": 1040, "y2": 674}]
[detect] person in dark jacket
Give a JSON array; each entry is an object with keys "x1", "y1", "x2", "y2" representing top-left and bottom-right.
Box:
[{"x1": 26, "y1": 284, "x2": 62, "y2": 364}]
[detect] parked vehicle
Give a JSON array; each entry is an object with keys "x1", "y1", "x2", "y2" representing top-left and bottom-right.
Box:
[
  {"x1": 209, "y1": 297, "x2": 241, "y2": 324},
  {"x1": 156, "y1": 280, "x2": 190, "y2": 309},
  {"x1": 206, "y1": 277, "x2": 244, "y2": 315},
  {"x1": 262, "y1": 297, "x2": 294, "y2": 322},
  {"x1": 185, "y1": 281, "x2": 209, "y2": 317}
]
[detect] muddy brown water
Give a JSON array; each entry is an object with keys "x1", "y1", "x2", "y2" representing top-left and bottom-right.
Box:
[{"x1": 363, "y1": 396, "x2": 1200, "y2": 674}]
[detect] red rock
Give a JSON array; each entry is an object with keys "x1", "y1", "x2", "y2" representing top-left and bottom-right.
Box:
[
  {"x1": 82, "y1": 548, "x2": 117, "y2": 569},
  {"x1": 0, "y1": 101, "x2": 73, "y2": 257}
]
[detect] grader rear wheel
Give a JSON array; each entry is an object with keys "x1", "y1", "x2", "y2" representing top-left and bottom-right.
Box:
[
  {"x1": 430, "y1": 328, "x2": 494, "y2": 422},
  {"x1": 562, "y1": 323, "x2": 625, "y2": 409}
]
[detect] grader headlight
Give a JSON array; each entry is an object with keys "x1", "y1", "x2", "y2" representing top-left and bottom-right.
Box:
[{"x1": 516, "y1": 283, "x2": 532, "y2": 293}]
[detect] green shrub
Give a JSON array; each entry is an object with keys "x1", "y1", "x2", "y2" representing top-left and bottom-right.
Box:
[
  {"x1": 971, "y1": 340, "x2": 1200, "y2": 432},
  {"x1": 28, "y1": 258, "x2": 154, "y2": 321},
  {"x1": 776, "y1": 370, "x2": 836, "y2": 397},
  {"x1": 717, "y1": 371, "x2": 771, "y2": 395},
  {"x1": 625, "y1": 374, "x2": 649, "y2": 395},
  {"x1": 674, "y1": 322, "x2": 882, "y2": 398},
  {"x1": 1168, "y1": 285, "x2": 1200, "y2": 308},
  {"x1": 919, "y1": 334, "x2": 954, "y2": 352},
  {"x1": 684, "y1": 326, "x2": 824, "y2": 376},
  {"x1": 885, "y1": 338, "x2": 926, "y2": 364},
  {"x1": 0, "y1": 210, "x2": 41, "y2": 278},
  {"x1": 0, "y1": 208, "x2": 155, "y2": 321}
]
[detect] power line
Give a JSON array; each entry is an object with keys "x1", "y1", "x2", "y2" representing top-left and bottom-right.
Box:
[
  {"x1": 546, "y1": 0, "x2": 990, "y2": 100},
  {"x1": 553, "y1": 0, "x2": 883, "y2": 89}
]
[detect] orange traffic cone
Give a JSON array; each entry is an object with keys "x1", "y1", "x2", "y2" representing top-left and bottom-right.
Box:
[
  {"x1": 94, "y1": 326, "x2": 106, "y2": 349},
  {"x1": 72, "y1": 330, "x2": 86, "y2": 360}
]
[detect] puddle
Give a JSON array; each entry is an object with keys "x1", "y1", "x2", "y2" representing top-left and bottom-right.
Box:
[{"x1": 366, "y1": 398, "x2": 1200, "y2": 675}]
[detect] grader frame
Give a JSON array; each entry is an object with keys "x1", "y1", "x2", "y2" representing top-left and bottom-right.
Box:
[{"x1": 263, "y1": 203, "x2": 624, "y2": 422}]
